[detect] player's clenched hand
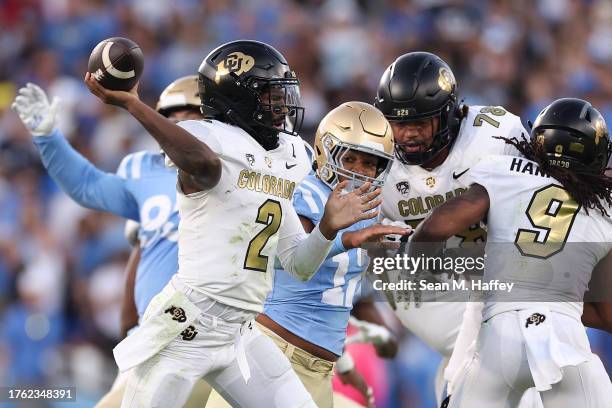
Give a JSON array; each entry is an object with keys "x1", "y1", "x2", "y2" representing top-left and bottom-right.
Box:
[
  {"x1": 343, "y1": 223, "x2": 412, "y2": 249},
  {"x1": 11, "y1": 83, "x2": 60, "y2": 137},
  {"x1": 319, "y1": 181, "x2": 382, "y2": 240},
  {"x1": 84, "y1": 72, "x2": 139, "y2": 108}
]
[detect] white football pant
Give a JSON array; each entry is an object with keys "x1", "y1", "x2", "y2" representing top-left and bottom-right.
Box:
[
  {"x1": 449, "y1": 310, "x2": 611, "y2": 408},
  {"x1": 120, "y1": 283, "x2": 316, "y2": 408}
]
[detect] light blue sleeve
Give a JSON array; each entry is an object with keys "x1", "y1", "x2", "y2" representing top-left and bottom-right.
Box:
[
  {"x1": 293, "y1": 182, "x2": 346, "y2": 259},
  {"x1": 33, "y1": 129, "x2": 140, "y2": 221},
  {"x1": 293, "y1": 184, "x2": 323, "y2": 224},
  {"x1": 328, "y1": 232, "x2": 348, "y2": 258}
]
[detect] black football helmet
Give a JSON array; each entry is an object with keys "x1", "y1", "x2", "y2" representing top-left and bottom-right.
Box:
[
  {"x1": 198, "y1": 40, "x2": 304, "y2": 150},
  {"x1": 374, "y1": 52, "x2": 462, "y2": 165},
  {"x1": 531, "y1": 98, "x2": 611, "y2": 174}
]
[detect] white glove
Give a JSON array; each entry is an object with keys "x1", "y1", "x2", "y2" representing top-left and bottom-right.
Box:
[
  {"x1": 11, "y1": 83, "x2": 60, "y2": 137},
  {"x1": 335, "y1": 351, "x2": 355, "y2": 374},
  {"x1": 345, "y1": 316, "x2": 391, "y2": 345}
]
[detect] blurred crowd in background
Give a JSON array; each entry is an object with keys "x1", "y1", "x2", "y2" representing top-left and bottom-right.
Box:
[{"x1": 0, "y1": 0, "x2": 611, "y2": 406}]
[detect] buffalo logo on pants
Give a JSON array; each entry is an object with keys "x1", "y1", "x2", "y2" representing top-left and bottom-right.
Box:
[
  {"x1": 525, "y1": 313, "x2": 546, "y2": 328},
  {"x1": 164, "y1": 305, "x2": 187, "y2": 323},
  {"x1": 181, "y1": 325, "x2": 198, "y2": 341}
]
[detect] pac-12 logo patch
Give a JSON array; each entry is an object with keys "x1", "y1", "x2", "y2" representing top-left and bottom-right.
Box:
[
  {"x1": 246, "y1": 153, "x2": 255, "y2": 167},
  {"x1": 395, "y1": 181, "x2": 410, "y2": 195},
  {"x1": 216, "y1": 52, "x2": 255, "y2": 80}
]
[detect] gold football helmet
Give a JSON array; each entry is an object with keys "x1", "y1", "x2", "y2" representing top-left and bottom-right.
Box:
[
  {"x1": 314, "y1": 101, "x2": 394, "y2": 190},
  {"x1": 156, "y1": 75, "x2": 200, "y2": 117}
]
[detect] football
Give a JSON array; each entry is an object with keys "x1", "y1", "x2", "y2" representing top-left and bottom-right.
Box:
[{"x1": 87, "y1": 37, "x2": 144, "y2": 91}]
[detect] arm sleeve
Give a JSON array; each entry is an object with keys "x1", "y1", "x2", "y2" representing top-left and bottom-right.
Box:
[
  {"x1": 328, "y1": 233, "x2": 348, "y2": 258},
  {"x1": 33, "y1": 129, "x2": 139, "y2": 220},
  {"x1": 293, "y1": 182, "x2": 347, "y2": 260},
  {"x1": 276, "y1": 204, "x2": 334, "y2": 282}
]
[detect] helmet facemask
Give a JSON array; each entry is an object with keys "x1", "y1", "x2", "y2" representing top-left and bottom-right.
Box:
[
  {"x1": 236, "y1": 73, "x2": 303, "y2": 150},
  {"x1": 318, "y1": 133, "x2": 393, "y2": 192},
  {"x1": 204, "y1": 74, "x2": 305, "y2": 150},
  {"x1": 253, "y1": 79, "x2": 304, "y2": 136},
  {"x1": 392, "y1": 100, "x2": 456, "y2": 166}
]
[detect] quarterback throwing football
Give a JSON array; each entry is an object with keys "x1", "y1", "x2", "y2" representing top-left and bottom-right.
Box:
[{"x1": 85, "y1": 40, "x2": 384, "y2": 408}]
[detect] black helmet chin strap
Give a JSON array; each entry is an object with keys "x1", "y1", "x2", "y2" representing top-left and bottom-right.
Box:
[
  {"x1": 250, "y1": 123, "x2": 279, "y2": 150},
  {"x1": 212, "y1": 94, "x2": 279, "y2": 150}
]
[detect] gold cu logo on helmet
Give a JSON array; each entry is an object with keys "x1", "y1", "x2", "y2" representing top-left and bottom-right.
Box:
[
  {"x1": 215, "y1": 52, "x2": 255, "y2": 81},
  {"x1": 438, "y1": 67, "x2": 455, "y2": 93},
  {"x1": 594, "y1": 117, "x2": 606, "y2": 145}
]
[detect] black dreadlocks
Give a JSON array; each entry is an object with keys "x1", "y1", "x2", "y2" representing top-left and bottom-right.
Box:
[{"x1": 495, "y1": 135, "x2": 612, "y2": 217}]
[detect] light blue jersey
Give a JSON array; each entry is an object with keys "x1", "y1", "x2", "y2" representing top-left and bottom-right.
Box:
[
  {"x1": 264, "y1": 174, "x2": 372, "y2": 355},
  {"x1": 34, "y1": 130, "x2": 179, "y2": 317}
]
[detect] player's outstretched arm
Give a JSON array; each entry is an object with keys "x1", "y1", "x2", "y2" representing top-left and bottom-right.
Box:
[
  {"x1": 277, "y1": 181, "x2": 382, "y2": 281},
  {"x1": 84, "y1": 73, "x2": 221, "y2": 189},
  {"x1": 412, "y1": 183, "x2": 490, "y2": 243},
  {"x1": 296, "y1": 212, "x2": 410, "y2": 260},
  {"x1": 12, "y1": 83, "x2": 139, "y2": 220}
]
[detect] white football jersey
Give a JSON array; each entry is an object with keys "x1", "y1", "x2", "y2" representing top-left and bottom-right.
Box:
[
  {"x1": 382, "y1": 105, "x2": 527, "y2": 357},
  {"x1": 175, "y1": 120, "x2": 311, "y2": 312},
  {"x1": 466, "y1": 155, "x2": 612, "y2": 321},
  {"x1": 382, "y1": 105, "x2": 527, "y2": 244}
]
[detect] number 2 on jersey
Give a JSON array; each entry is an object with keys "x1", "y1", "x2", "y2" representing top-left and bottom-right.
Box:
[
  {"x1": 244, "y1": 199, "x2": 283, "y2": 272},
  {"x1": 515, "y1": 184, "x2": 580, "y2": 259}
]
